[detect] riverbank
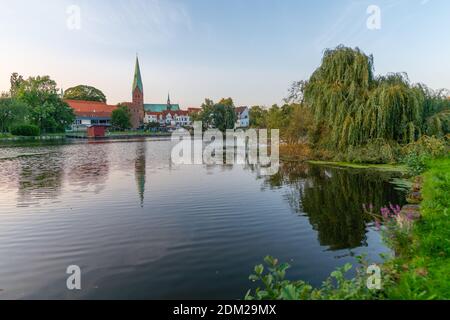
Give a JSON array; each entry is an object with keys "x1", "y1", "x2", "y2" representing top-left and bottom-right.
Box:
[
  {"x1": 279, "y1": 143, "x2": 408, "y2": 172},
  {"x1": 308, "y1": 160, "x2": 408, "y2": 173},
  {"x1": 0, "y1": 134, "x2": 66, "y2": 142},
  {"x1": 246, "y1": 156, "x2": 450, "y2": 300},
  {"x1": 66, "y1": 131, "x2": 172, "y2": 140},
  {"x1": 384, "y1": 157, "x2": 450, "y2": 299}
]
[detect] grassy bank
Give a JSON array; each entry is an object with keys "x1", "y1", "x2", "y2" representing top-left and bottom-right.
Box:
[
  {"x1": 308, "y1": 160, "x2": 408, "y2": 173},
  {"x1": 0, "y1": 133, "x2": 13, "y2": 138},
  {"x1": 0, "y1": 134, "x2": 66, "y2": 142},
  {"x1": 385, "y1": 157, "x2": 450, "y2": 299}
]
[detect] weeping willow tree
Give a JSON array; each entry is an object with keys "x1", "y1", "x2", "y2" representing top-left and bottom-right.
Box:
[
  {"x1": 303, "y1": 45, "x2": 425, "y2": 151},
  {"x1": 417, "y1": 86, "x2": 450, "y2": 137}
]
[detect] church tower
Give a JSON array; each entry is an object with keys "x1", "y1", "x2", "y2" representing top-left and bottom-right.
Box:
[{"x1": 130, "y1": 56, "x2": 145, "y2": 129}]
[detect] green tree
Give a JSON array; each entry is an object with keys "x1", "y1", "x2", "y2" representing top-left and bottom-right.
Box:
[
  {"x1": 0, "y1": 98, "x2": 29, "y2": 132},
  {"x1": 266, "y1": 105, "x2": 286, "y2": 130},
  {"x1": 214, "y1": 98, "x2": 237, "y2": 132},
  {"x1": 111, "y1": 105, "x2": 131, "y2": 131},
  {"x1": 284, "y1": 104, "x2": 313, "y2": 144},
  {"x1": 15, "y1": 75, "x2": 75, "y2": 133},
  {"x1": 249, "y1": 106, "x2": 268, "y2": 128},
  {"x1": 416, "y1": 86, "x2": 450, "y2": 137},
  {"x1": 10, "y1": 72, "x2": 24, "y2": 97},
  {"x1": 302, "y1": 45, "x2": 424, "y2": 150},
  {"x1": 197, "y1": 98, "x2": 215, "y2": 129},
  {"x1": 197, "y1": 98, "x2": 237, "y2": 131},
  {"x1": 64, "y1": 85, "x2": 107, "y2": 103}
]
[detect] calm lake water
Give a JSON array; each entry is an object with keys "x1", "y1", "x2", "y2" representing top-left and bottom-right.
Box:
[{"x1": 0, "y1": 139, "x2": 406, "y2": 299}]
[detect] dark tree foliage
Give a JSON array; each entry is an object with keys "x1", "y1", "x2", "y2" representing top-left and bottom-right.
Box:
[
  {"x1": 63, "y1": 85, "x2": 107, "y2": 103},
  {"x1": 300, "y1": 45, "x2": 448, "y2": 151},
  {"x1": 0, "y1": 98, "x2": 28, "y2": 132},
  {"x1": 14, "y1": 75, "x2": 75, "y2": 133},
  {"x1": 111, "y1": 104, "x2": 131, "y2": 131},
  {"x1": 197, "y1": 98, "x2": 237, "y2": 131}
]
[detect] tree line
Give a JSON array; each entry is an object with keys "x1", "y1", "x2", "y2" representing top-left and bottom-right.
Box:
[
  {"x1": 0, "y1": 73, "x2": 75, "y2": 135},
  {"x1": 248, "y1": 45, "x2": 449, "y2": 162},
  {"x1": 2, "y1": 46, "x2": 448, "y2": 144}
]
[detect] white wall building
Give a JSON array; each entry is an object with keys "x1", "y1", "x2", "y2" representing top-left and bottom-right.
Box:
[
  {"x1": 144, "y1": 110, "x2": 192, "y2": 128},
  {"x1": 235, "y1": 106, "x2": 250, "y2": 128}
]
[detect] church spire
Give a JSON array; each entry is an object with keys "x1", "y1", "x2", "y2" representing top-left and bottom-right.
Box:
[
  {"x1": 132, "y1": 55, "x2": 143, "y2": 93},
  {"x1": 167, "y1": 92, "x2": 172, "y2": 111}
]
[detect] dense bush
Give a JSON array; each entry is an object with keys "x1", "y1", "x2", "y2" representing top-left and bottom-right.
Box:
[
  {"x1": 401, "y1": 136, "x2": 447, "y2": 175},
  {"x1": 245, "y1": 256, "x2": 384, "y2": 300},
  {"x1": 111, "y1": 105, "x2": 131, "y2": 131},
  {"x1": 10, "y1": 124, "x2": 40, "y2": 136},
  {"x1": 334, "y1": 140, "x2": 400, "y2": 164}
]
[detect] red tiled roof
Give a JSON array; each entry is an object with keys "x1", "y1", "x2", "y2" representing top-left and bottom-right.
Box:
[
  {"x1": 162, "y1": 110, "x2": 189, "y2": 117},
  {"x1": 235, "y1": 106, "x2": 248, "y2": 114},
  {"x1": 187, "y1": 108, "x2": 201, "y2": 114},
  {"x1": 65, "y1": 100, "x2": 117, "y2": 118}
]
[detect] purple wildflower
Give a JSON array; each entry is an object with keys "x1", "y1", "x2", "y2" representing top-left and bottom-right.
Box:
[{"x1": 375, "y1": 219, "x2": 381, "y2": 231}]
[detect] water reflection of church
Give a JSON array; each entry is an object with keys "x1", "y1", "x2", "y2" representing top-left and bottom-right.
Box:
[
  {"x1": 14, "y1": 143, "x2": 148, "y2": 208},
  {"x1": 135, "y1": 142, "x2": 147, "y2": 207}
]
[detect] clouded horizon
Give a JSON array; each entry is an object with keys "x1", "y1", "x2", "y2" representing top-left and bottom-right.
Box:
[{"x1": 1, "y1": 0, "x2": 449, "y2": 108}]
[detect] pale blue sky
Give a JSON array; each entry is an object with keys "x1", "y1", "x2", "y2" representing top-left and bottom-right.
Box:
[{"x1": 1, "y1": 0, "x2": 449, "y2": 107}]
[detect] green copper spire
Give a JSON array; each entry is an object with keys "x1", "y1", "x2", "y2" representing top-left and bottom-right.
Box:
[
  {"x1": 167, "y1": 92, "x2": 172, "y2": 111},
  {"x1": 132, "y1": 55, "x2": 143, "y2": 93}
]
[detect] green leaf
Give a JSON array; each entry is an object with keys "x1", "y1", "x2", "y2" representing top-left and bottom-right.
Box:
[
  {"x1": 254, "y1": 264, "x2": 264, "y2": 275},
  {"x1": 249, "y1": 275, "x2": 259, "y2": 282},
  {"x1": 343, "y1": 263, "x2": 353, "y2": 273},
  {"x1": 281, "y1": 285, "x2": 299, "y2": 300},
  {"x1": 256, "y1": 290, "x2": 269, "y2": 299}
]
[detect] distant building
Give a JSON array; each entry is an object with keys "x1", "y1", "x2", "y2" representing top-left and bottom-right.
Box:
[
  {"x1": 143, "y1": 94, "x2": 194, "y2": 128},
  {"x1": 144, "y1": 107, "x2": 191, "y2": 128},
  {"x1": 66, "y1": 56, "x2": 180, "y2": 130},
  {"x1": 235, "y1": 106, "x2": 250, "y2": 128},
  {"x1": 123, "y1": 57, "x2": 180, "y2": 129},
  {"x1": 66, "y1": 99, "x2": 117, "y2": 131},
  {"x1": 87, "y1": 125, "x2": 107, "y2": 138}
]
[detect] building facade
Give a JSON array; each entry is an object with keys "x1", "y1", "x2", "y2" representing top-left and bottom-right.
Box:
[
  {"x1": 66, "y1": 99, "x2": 117, "y2": 131},
  {"x1": 235, "y1": 106, "x2": 250, "y2": 128},
  {"x1": 144, "y1": 109, "x2": 191, "y2": 128}
]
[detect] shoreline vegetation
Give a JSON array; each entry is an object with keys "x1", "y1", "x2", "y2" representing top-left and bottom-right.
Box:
[
  {"x1": 307, "y1": 161, "x2": 407, "y2": 172},
  {"x1": 246, "y1": 156, "x2": 450, "y2": 300},
  {"x1": 0, "y1": 131, "x2": 172, "y2": 143}
]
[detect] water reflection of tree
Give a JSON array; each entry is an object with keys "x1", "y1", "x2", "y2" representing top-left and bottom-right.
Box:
[
  {"x1": 135, "y1": 142, "x2": 146, "y2": 207},
  {"x1": 67, "y1": 145, "x2": 110, "y2": 191},
  {"x1": 16, "y1": 152, "x2": 65, "y2": 206},
  {"x1": 260, "y1": 162, "x2": 406, "y2": 251}
]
